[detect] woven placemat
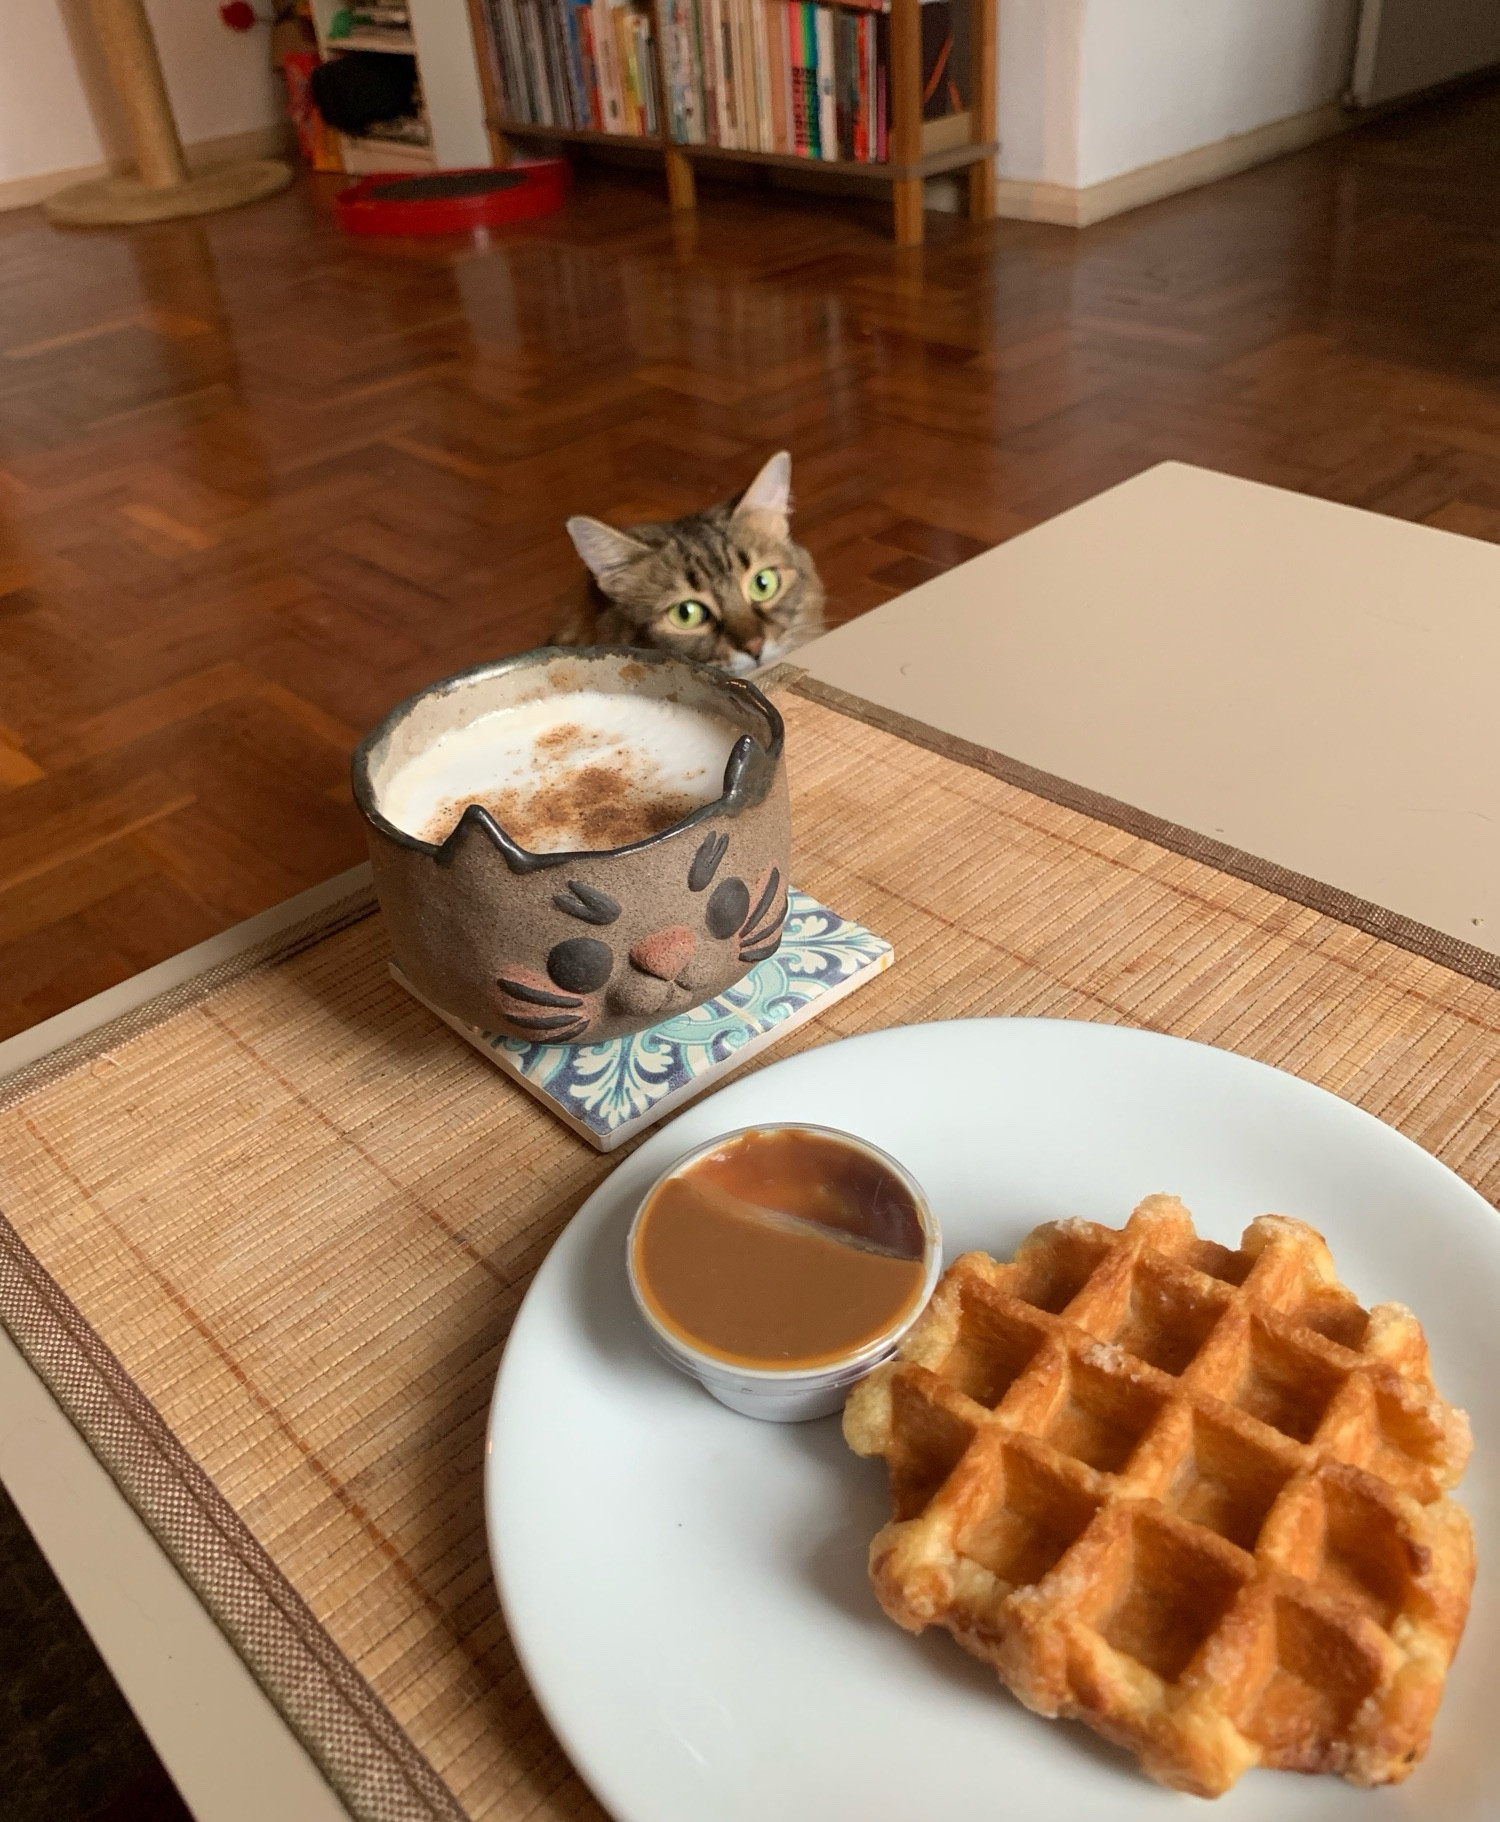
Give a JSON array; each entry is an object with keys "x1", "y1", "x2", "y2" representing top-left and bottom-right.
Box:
[{"x1": 2, "y1": 679, "x2": 1499, "y2": 1822}]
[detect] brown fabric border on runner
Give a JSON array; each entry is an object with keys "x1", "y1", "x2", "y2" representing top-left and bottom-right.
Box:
[
  {"x1": 0, "y1": 1042, "x2": 466, "y2": 1822},
  {"x1": 791, "y1": 670, "x2": 1500, "y2": 994},
  {"x1": 0, "y1": 883, "x2": 464, "y2": 1822}
]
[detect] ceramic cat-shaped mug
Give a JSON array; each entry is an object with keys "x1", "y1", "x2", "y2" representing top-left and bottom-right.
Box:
[{"x1": 352, "y1": 647, "x2": 791, "y2": 1044}]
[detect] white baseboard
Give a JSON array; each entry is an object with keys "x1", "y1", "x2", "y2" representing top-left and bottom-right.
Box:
[
  {"x1": 993, "y1": 99, "x2": 1351, "y2": 229},
  {"x1": 0, "y1": 122, "x2": 295, "y2": 215}
]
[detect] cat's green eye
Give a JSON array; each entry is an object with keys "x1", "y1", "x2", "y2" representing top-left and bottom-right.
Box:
[
  {"x1": 666, "y1": 599, "x2": 711, "y2": 631},
  {"x1": 748, "y1": 567, "x2": 781, "y2": 604}
]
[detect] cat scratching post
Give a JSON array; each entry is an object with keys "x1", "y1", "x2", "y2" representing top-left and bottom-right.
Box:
[{"x1": 45, "y1": 0, "x2": 292, "y2": 227}]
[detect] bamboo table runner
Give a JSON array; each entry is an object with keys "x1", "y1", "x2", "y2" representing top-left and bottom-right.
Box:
[{"x1": 2, "y1": 677, "x2": 1499, "y2": 1822}]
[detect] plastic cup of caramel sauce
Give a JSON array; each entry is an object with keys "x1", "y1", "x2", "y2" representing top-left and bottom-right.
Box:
[{"x1": 627, "y1": 1124, "x2": 941, "y2": 1422}]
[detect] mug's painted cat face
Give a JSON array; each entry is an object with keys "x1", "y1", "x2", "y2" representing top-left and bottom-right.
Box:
[
  {"x1": 565, "y1": 452, "x2": 826, "y2": 676},
  {"x1": 491, "y1": 830, "x2": 787, "y2": 1043}
]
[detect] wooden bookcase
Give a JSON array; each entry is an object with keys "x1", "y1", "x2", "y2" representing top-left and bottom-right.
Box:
[
  {"x1": 467, "y1": 0, "x2": 996, "y2": 244},
  {"x1": 309, "y1": 0, "x2": 495, "y2": 175}
]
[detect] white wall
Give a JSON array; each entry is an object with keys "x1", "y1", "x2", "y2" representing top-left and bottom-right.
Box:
[
  {"x1": 995, "y1": 0, "x2": 1087, "y2": 186},
  {"x1": 1077, "y1": 0, "x2": 1360, "y2": 186},
  {"x1": 0, "y1": 0, "x2": 283, "y2": 192},
  {"x1": 995, "y1": 0, "x2": 1361, "y2": 193},
  {"x1": 0, "y1": 3, "x2": 108, "y2": 185}
]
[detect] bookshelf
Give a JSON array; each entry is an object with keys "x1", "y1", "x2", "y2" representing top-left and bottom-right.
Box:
[
  {"x1": 310, "y1": 1, "x2": 496, "y2": 175},
  {"x1": 470, "y1": 0, "x2": 996, "y2": 244}
]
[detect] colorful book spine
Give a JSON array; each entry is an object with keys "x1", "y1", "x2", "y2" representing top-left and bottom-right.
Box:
[
  {"x1": 486, "y1": 0, "x2": 527, "y2": 120},
  {"x1": 750, "y1": 0, "x2": 772, "y2": 151},
  {"x1": 745, "y1": 2, "x2": 759, "y2": 148},
  {"x1": 543, "y1": 0, "x2": 572, "y2": 125},
  {"x1": 720, "y1": 0, "x2": 737, "y2": 145},
  {"x1": 834, "y1": 7, "x2": 853, "y2": 159},
  {"x1": 667, "y1": 0, "x2": 701, "y2": 141},
  {"x1": 593, "y1": 0, "x2": 625, "y2": 130},
  {"x1": 520, "y1": 1, "x2": 552, "y2": 124},
  {"x1": 578, "y1": 2, "x2": 603, "y2": 127},
  {"x1": 853, "y1": 11, "x2": 867, "y2": 161},
  {"x1": 765, "y1": 0, "x2": 789, "y2": 152},
  {"x1": 686, "y1": 0, "x2": 708, "y2": 140},
  {"x1": 720, "y1": 0, "x2": 736, "y2": 145},
  {"x1": 616, "y1": 3, "x2": 641, "y2": 132},
  {"x1": 665, "y1": 0, "x2": 683, "y2": 139},
  {"x1": 637, "y1": 11, "x2": 660, "y2": 132},
  {"x1": 876, "y1": 33, "x2": 887, "y2": 160},
  {"x1": 870, "y1": 11, "x2": 882, "y2": 159},
  {"x1": 792, "y1": 4, "x2": 815, "y2": 156},
  {"x1": 815, "y1": 4, "x2": 836, "y2": 161},
  {"x1": 735, "y1": 0, "x2": 757, "y2": 151},
  {"x1": 638, "y1": 5, "x2": 659, "y2": 133},
  {"x1": 844, "y1": 9, "x2": 860, "y2": 157},
  {"x1": 705, "y1": 0, "x2": 727, "y2": 142},
  {"x1": 562, "y1": 1, "x2": 590, "y2": 126}
]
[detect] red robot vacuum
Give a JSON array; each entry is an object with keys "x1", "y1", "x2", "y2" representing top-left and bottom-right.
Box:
[{"x1": 334, "y1": 160, "x2": 570, "y2": 236}]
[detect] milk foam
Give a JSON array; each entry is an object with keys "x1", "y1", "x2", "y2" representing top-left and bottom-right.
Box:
[{"x1": 382, "y1": 691, "x2": 741, "y2": 852}]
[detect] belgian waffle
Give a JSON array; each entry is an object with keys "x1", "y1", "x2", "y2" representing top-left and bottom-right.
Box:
[{"x1": 843, "y1": 1195, "x2": 1474, "y2": 1798}]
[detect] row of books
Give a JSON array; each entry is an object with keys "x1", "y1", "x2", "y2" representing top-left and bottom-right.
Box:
[
  {"x1": 485, "y1": 0, "x2": 662, "y2": 136},
  {"x1": 486, "y1": 0, "x2": 969, "y2": 165},
  {"x1": 661, "y1": 0, "x2": 887, "y2": 162}
]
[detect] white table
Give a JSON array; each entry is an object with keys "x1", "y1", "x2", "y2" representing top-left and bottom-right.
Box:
[
  {"x1": 798, "y1": 461, "x2": 1500, "y2": 947},
  {"x1": 3, "y1": 461, "x2": 1496, "y2": 1818}
]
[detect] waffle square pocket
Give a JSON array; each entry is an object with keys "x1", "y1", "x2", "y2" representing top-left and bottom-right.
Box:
[{"x1": 843, "y1": 1195, "x2": 1474, "y2": 1797}]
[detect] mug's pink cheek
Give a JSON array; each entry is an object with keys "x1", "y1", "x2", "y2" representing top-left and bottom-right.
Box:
[{"x1": 494, "y1": 965, "x2": 595, "y2": 1043}]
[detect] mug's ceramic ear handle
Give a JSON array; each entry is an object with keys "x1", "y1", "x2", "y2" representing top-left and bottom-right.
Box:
[
  {"x1": 434, "y1": 804, "x2": 566, "y2": 874},
  {"x1": 721, "y1": 734, "x2": 774, "y2": 811}
]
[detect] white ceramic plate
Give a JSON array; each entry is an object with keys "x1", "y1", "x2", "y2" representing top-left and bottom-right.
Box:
[{"x1": 487, "y1": 1020, "x2": 1498, "y2": 1821}]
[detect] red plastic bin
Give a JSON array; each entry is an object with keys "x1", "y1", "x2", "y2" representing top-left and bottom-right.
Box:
[{"x1": 334, "y1": 161, "x2": 570, "y2": 236}]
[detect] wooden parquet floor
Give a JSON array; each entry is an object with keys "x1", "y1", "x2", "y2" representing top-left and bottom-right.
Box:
[{"x1": 3, "y1": 78, "x2": 1500, "y2": 1039}]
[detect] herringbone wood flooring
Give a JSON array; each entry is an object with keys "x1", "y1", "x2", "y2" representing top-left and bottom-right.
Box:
[{"x1": 3, "y1": 78, "x2": 1500, "y2": 1039}]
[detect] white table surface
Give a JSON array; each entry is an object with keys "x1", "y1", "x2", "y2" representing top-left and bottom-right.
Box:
[
  {"x1": 796, "y1": 460, "x2": 1500, "y2": 950},
  {"x1": 3, "y1": 461, "x2": 1497, "y2": 1819}
]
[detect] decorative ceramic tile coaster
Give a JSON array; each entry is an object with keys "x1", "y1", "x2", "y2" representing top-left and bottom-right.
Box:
[{"x1": 391, "y1": 888, "x2": 892, "y2": 1151}]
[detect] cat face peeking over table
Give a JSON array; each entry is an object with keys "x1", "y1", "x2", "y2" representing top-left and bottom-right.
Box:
[
  {"x1": 491, "y1": 830, "x2": 787, "y2": 1044},
  {"x1": 555, "y1": 451, "x2": 826, "y2": 676}
]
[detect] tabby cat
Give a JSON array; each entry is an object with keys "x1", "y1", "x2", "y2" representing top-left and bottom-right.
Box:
[{"x1": 554, "y1": 451, "x2": 825, "y2": 675}]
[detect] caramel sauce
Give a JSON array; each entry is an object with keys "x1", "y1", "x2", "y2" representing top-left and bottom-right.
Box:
[{"x1": 633, "y1": 1128, "x2": 928, "y2": 1369}]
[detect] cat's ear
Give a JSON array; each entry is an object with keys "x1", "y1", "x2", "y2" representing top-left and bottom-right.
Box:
[
  {"x1": 733, "y1": 451, "x2": 792, "y2": 535},
  {"x1": 566, "y1": 515, "x2": 651, "y2": 582}
]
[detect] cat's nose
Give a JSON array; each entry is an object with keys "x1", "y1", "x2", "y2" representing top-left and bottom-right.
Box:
[
  {"x1": 743, "y1": 634, "x2": 765, "y2": 659},
  {"x1": 629, "y1": 924, "x2": 697, "y2": 981}
]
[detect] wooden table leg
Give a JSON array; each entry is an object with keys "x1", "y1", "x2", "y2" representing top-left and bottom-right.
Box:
[
  {"x1": 889, "y1": 0, "x2": 923, "y2": 246},
  {"x1": 894, "y1": 177, "x2": 924, "y2": 246},
  {"x1": 968, "y1": 156, "x2": 995, "y2": 223},
  {"x1": 666, "y1": 149, "x2": 696, "y2": 211}
]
